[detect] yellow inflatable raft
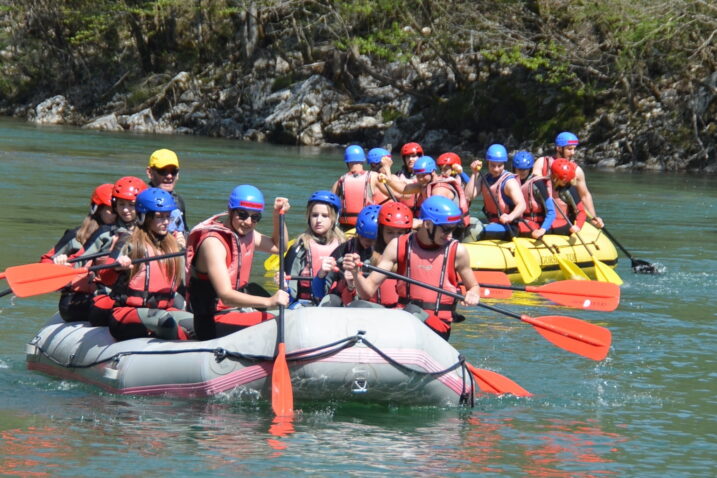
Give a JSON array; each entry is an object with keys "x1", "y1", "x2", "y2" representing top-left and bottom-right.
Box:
[{"x1": 464, "y1": 223, "x2": 618, "y2": 283}]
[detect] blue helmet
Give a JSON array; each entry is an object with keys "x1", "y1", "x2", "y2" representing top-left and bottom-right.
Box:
[
  {"x1": 344, "y1": 145, "x2": 366, "y2": 163},
  {"x1": 228, "y1": 184, "x2": 264, "y2": 211},
  {"x1": 413, "y1": 156, "x2": 437, "y2": 175},
  {"x1": 367, "y1": 148, "x2": 390, "y2": 165},
  {"x1": 356, "y1": 204, "x2": 381, "y2": 240},
  {"x1": 486, "y1": 144, "x2": 508, "y2": 163},
  {"x1": 512, "y1": 150, "x2": 535, "y2": 170},
  {"x1": 135, "y1": 188, "x2": 177, "y2": 215},
  {"x1": 419, "y1": 196, "x2": 462, "y2": 225},
  {"x1": 555, "y1": 132, "x2": 579, "y2": 147},
  {"x1": 308, "y1": 190, "x2": 341, "y2": 215}
]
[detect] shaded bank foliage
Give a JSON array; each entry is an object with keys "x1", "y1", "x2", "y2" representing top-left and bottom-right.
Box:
[{"x1": 1, "y1": 0, "x2": 716, "y2": 164}]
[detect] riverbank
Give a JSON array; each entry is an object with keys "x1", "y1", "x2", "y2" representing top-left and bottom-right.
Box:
[{"x1": 1, "y1": 1, "x2": 715, "y2": 171}]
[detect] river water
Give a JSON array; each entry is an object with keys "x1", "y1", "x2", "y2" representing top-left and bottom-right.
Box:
[{"x1": 0, "y1": 117, "x2": 715, "y2": 476}]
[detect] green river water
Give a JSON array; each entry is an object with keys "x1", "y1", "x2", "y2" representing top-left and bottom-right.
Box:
[{"x1": 0, "y1": 117, "x2": 715, "y2": 476}]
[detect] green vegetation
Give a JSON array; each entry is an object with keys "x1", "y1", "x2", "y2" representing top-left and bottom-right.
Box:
[{"x1": 0, "y1": 0, "x2": 714, "y2": 149}]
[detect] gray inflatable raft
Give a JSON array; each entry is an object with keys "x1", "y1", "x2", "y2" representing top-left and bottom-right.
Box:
[{"x1": 26, "y1": 307, "x2": 476, "y2": 407}]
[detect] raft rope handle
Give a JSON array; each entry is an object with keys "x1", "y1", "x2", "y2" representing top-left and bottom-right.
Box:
[{"x1": 31, "y1": 331, "x2": 475, "y2": 405}]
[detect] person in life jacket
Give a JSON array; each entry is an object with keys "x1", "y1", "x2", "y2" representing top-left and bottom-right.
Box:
[
  {"x1": 146, "y1": 148, "x2": 188, "y2": 247},
  {"x1": 83, "y1": 176, "x2": 149, "y2": 326},
  {"x1": 185, "y1": 185, "x2": 290, "y2": 340},
  {"x1": 436, "y1": 152, "x2": 470, "y2": 187},
  {"x1": 532, "y1": 131, "x2": 604, "y2": 229},
  {"x1": 330, "y1": 144, "x2": 391, "y2": 232},
  {"x1": 39, "y1": 183, "x2": 118, "y2": 322},
  {"x1": 312, "y1": 204, "x2": 381, "y2": 307},
  {"x1": 512, "y1": 150, "x2": 556, "y2": 240},
  {"x1": 283, "y1": 190, "x2": 346, "y2": 306},
  {"x1": 381, "y1": 155, "x2": 471, "y2": 236},
  {"x1": 98, "y1": 188, "x2": 194, "y2": 341},
  {"x1": 547, "y1": 158, "x2": 587, "y2": 235},
  {"x1": 343, "y1": 196, "x2": 480, "y2": 341},
  {"x1": 465, "y1": 144, "x2": 526, "y2": 240},
  {"x1": 391, "y1": 141, "x2": 423, "y2": 210},
  {"x1": 366, "y1": 147, "x2": 397, "y2": 205}
]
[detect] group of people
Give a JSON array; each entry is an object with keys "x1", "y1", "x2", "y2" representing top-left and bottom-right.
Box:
[{"x1": 41, "y1": 131, "x2": 602, "y2": 343}]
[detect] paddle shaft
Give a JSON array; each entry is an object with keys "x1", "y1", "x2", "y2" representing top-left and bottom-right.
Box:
[
  {"x1": 277, "y1": 212, "x2": 286, "y2": 347},
  {"x1": 360, "y1": 261, "x2": 521, "y2": 318}
]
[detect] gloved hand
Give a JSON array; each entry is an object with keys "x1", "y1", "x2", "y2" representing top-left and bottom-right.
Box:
[{"x1": 424, "y1": 315, "x2": 450, "y2": 334}]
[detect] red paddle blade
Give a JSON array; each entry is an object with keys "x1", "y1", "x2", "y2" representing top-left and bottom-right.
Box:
[
  {"x1": 474, "y1": 271, "x2": 512, "y2": 299},
  {"x1": 528, "y1": 280, "x2": 620, "y2": 312},
  {"x1": 466, "y1": 363, "x2": 532, "y2": 397},
  {"x1": 520, "y1": 314, "x2": 611, "y2": 361},
  {"x1": 5, "y1": 263, "x2": 89, "y2": 298},
  {"x1": 271, "y1": 343, "x2": 294, "y2": 417}
]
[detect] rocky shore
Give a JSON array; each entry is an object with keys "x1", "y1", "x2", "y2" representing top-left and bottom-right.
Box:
[{"x1": 3, "y1": 2, "x2": 714, "y2": 173}]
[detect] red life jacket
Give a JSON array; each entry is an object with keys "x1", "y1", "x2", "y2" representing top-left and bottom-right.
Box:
[
  {"x1": 420, "y1": 177, "x2": 471, "y2": 227},
  {"x1": 539, "y1": 155, "x2": 556, "y2": 177},
  {"x1": 395, "y1": 233, "x2": 459, "y2": 321},
  {"x1": 371, "y1": 277, "x2": 400, "y2": 307},
  {"x1": 372, "y1": 182, "x2": 392, "y2": 206},
  {"x1": 482, "y1": 171, "x2": 517, "y2": 220},
  {"x1": 185, "y1": 213, "x2": 255, "y2": 310},
  {"x1": 296, "y1": 238, "x2": 341, "y2": 300},
  {"x1": 116, "y1": 244, "x2": 177, "y2": 308},
  {"x1": 337, "y1": 170, "x2": 373, "y2": 226},
  {"x1": 396, "y1": 170, "x2": 419, "y2": 210},
  {"x1": 520, "y1": 175, "x2": 553, "y2": 224}
]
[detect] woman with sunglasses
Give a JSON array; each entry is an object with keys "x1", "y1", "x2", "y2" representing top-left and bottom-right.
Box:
[
  {"x1": 95, "y1": 188, "x2": 194, "y2": 341},
  {"x1": 343, "y1": 196, "x2": 480, "y2": 341},
  {"x1": 283, "y1": 190, "x2": 346, "y2": 307},
  {"x1": 39, "y1": 183, "x2": 118, "y2": 322},
  {"x1": 185, "y1": 184, "x2": 290, "y2": 340}
]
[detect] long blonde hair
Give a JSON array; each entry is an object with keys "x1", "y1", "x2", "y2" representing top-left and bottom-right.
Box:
[
  {"x1": 297, "y1": 202, "x2": 345, "y2": 250},
  {"x1": 126, "y1": 213, "x2": 183, "y2": 284}
]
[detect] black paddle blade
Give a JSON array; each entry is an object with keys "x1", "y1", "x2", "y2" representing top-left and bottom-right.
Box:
[{"x1": 632, "y1": 259, "x2": 659, "y2": 274}]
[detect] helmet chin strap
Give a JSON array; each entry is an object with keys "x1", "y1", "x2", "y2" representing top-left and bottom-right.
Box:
[{"x1": 426, "y1": 221, "x2": 440, "y2": 246}]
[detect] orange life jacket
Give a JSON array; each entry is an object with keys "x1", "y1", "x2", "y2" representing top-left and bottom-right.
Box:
[
  {"x1": 482, "y1": 171, "x2": 517, "y2": 220},
  {"x1": 420, "y1": 177, "x2": 471, "y2": 227},
  {"x1": 337, "y1": 170, "x2": 373, "y2": 226},
  {"x1": 395, "y1": 233, "x2": 459, "y2": 321},
  {"x1": 185, "y1": 213, "x2": 255, "y2": 310}
]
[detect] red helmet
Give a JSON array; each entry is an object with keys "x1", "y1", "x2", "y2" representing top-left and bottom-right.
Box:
[
  {"x1": 91, "y1": 183, "x2": 114, "y2": 207},
  {"x1": 112, "y1": 176, "x2": 148, "y2": 201},
  {"x1": 378, "y1": 201, "x2": 413, "y2": 229},
  {"x1": 551, "y1": 158, "x2": 577, "y2": 182},
  {"x1": 436, "y1": 152, "x2": 461, "y2": 167},
  {"x1": 400, "y1": 142, "x2": 423, "y2": 157}
]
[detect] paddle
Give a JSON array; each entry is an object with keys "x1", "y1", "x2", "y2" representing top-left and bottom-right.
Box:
[
  {"x1": 519, "y1": 219, "x2": 589, "y2": 281},
  {"x1": 478, "y1": 172, "x2": 541, "y2": 283},
  {"x1": 4, "y1": 251, "x2": 184, "y2": 298},
  {"x1": 552, "y1": 201, "x2": 623, "y2": 285},
  {"x1": 357, "y1": 261, "x2": 612, "y2": 361},
  {"x1": 585, "y1": 213, "x2": 659, "y2": 274},
  {"x1": 466, "y1": 362, "x2": 532, "y2": 397},
  {"x1": 481, "y1": 279, "x2": 620, "y2": 312},
  {"x1": 271, "y1": 209, "x2": 293, "y2": 417},
  {"x1": 0, "y1": 251, "x2": 113, "y2": 299}
]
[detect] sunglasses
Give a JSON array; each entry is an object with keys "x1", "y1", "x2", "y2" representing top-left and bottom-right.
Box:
[
  {"x1": 234, "y1": 209, "x2": 262, "y2": 223},
  {"x1": 154, "y1": 167, "x2": 179, "y2": 176},
  {"x1": 438, "y1": 224, "x2": 458, "y2": 234}
]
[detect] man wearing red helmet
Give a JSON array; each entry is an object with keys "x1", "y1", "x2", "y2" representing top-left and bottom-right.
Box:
[
  {"x1": 533, "y1": 132, "x2": 603, "y2": 228},
  {"x1": 548, "y1": 158, "x2": 586, "y2": 235},
  {"x1": 436, "y1": 152, "x2": 470, "y2": 186}
]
